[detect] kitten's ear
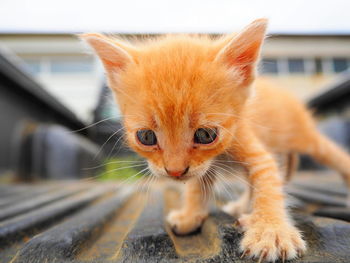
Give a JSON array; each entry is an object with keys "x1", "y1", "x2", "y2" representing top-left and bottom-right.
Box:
[
  {"x1": 216, "y1": 18, "x2": 268, "y2": 86},
  {"x1": 79, "y1": 33, "x2": 133, "y2": 73}
]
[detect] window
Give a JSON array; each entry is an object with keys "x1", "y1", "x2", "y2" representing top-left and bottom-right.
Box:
[
  {"x1": 315, "y1": 58, "x2": 323, "y2": 74},
  {"x1": 288, "y1": 58, "x2": 305, "y2": 74},
  {"x1": 50, "y1": 58, "x2": 93, "y2": 74},
  {"x1": 23, "y1": 58, "x2": 41, "y2": 75},
  {"x1": 260, "y1": 59, "x2": 278, "y2": 74},
  {"x1": 332, "y1": 58, "x2": 348, "y2": 73}
]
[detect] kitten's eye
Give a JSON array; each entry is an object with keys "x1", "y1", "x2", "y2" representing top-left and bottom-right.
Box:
[
  {"x1": 194, "y1": 128, "x2": 217, "y2": 144},
  {"x1": 136, "y1": 130, "x2": 157, "y2": 146}
]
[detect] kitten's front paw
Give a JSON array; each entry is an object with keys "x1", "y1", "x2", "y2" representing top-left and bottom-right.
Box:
[
  {"x1": 167, "y1": 209, "x2": 208, "y2": 235},
  {"x1": 239, "y1": 215, "x2": 306, "y2": 262}
]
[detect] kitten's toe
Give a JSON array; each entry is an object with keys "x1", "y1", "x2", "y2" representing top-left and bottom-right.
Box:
[
  {"x1": 239, "y1": 218, "x2": 307, "y2": 262},
  {"x1": 167, "y1": 209, "x2": 207, "y2": 235}
]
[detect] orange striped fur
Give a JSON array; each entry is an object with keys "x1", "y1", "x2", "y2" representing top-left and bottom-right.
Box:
[{"x1": 81, "y1": 19, "x2": 350, "y2": 262}]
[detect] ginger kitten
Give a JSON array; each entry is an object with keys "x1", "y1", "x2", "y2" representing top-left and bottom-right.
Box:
[{"x1": 81, "y1": 19, "x2": 350, "y2": 262}]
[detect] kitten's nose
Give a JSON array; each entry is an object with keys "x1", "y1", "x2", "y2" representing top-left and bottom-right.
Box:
[{"x1": 165, "y1": 167, "x2": 189, "y2": 177}]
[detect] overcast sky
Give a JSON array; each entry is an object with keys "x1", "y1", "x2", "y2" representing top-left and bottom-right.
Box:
[{"x1": 0, "y1": 0, "x2": 350, "y2": 34}]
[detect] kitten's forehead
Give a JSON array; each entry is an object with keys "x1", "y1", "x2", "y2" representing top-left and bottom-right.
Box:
[
  {"x1": 124, "y1": 82, "x2": 236, "y2": 132},
  {"x1": 128, "y1": 101, "x2": 229, "y2": 132},
  {"x1": 132, "y1": 38, "x2": 219, "y2": 84},
  {"x1": 121, "y1": 36, "x2": 243, "y2": 132},
  {"x1": 149, "y1": 100, "x2": 196, "y2": 130}
]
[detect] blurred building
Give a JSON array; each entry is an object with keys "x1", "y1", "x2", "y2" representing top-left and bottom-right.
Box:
[
  {"x1": 0, "y1": 34, "x2": 104, "y2": 121},
  {"x1": 0, "y1": 52, "x2": 102, "y2": 177},
  {"x1": 0, "y1": 33, "x2": 350, "y2": 122},
  {"x1": 260, "y1": 34, "x2": 350, "y2": 99}
]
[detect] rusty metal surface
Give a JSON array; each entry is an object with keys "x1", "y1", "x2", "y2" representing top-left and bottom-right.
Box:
[{"x1": 0, "y1": 172, "x2": 350, "y2": 263}]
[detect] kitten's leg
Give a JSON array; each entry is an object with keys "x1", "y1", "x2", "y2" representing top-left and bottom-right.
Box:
[
  {"x1": 285, "y1": 152, "x2": 299, "y2": 182},
  {"x1": 299, "y1": 132, "x2": 350, "y2": 206},
  {"x1": 167, "y1": 177, "x2": 211, "y2": 235},
  {"x1": 222, "y1": 186, "x2": 251, "y2": 218},
  {"x1": 231, "y1": 129, "x2": 306, "y2": 262},
  {"x1": 222, "y1": 152, "x2": 297, "y2": 218}
]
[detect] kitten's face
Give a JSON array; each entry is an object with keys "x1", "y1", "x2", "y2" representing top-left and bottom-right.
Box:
[
  {"x1": 82, "y1": 19, "x2": 267, "y2": 180},
  {"x1": 121, "y1": 52, "x2": 242, "y2": 180}
]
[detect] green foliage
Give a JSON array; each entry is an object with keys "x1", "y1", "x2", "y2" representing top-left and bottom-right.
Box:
[{"x1": 98, "y1": 156, "x2": 146, "y2": 181}]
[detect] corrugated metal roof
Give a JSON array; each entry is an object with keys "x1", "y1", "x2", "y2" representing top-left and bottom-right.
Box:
[
  {"x1": 1, "y1": 172, "x2": 350, "y2": 262},
  {"x1": 308, "y1": 73, "x2": 350, "y2": 113},
  {"x1": 0, "y1": 50, "x2": 86, "y2": 130}
]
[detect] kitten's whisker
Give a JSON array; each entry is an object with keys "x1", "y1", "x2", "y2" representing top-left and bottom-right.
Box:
[
  {"x1": 201, "y1": 172, "x2": 215, "y2": 204},
  {"x1": 146, "y1": 173, "x2": 156, "y2": 200},
  {"x1": 210, "y1": 164, "x2": 256, "y2": 191},
  {"x1": 210, "y1": 169, "x2": 236, "y2": 201},
  {"x1": 138, "y1": 175, "x2": 147, "y2": 193},
  {"x1": 101, "y1": 164, "x2": 147, "y2": 175},
  {"x1": 93, "y1": 126, "x2": 125, "y2": 160},
  {"x1": 202, "y1": 175, "x2": 208, "y2": 202},
  {"x1": 76, "y1": 164, "x2": 147, "y2": 183},
  {"x1": 215, "y1": 159, "x2": 248, "y2": 165},
  {"x1": 216, "y1": 171, "x2": 243, "y2": 200},
  {"x1": 198, "y1": 177, "x2": 206, "y2": 203},
  {"x1": 204, "y1": 176, "x2": 210, "y2": 203},
  {"x1": 74, "y1": 172, "x2": 112, "y2": 183},
  {"x1": 68, "y1": 114, "x2": 140, "y2": 134},
  {"x1": 82, "y1": 160, "x2": 146, "y2": 171},
  {"x1": 214, "y1": 124, "x2": 245, "y2": 150},
  {"x1": 145, "y1": 173, "x2": 157, "y2": 205},
  {"x1": 78, "y1": 164, "x2": 147, "y2": 183},
  {"x1": 107, "y1": 134, "x2": 126, "y2": 159},
  {"x1": 69, "y1": 116, "x2": 119, "y2": 134},
  {"x1": 206, "y1": 170, "x2": 218, "y2": 205},
  {"x1": 143, "y1": 172, "x2": 152, "y2": 193},
  {"x1": 119, "y1": 167, "x2": 150, "y2": 187},
  {"x1": 146, "y1": 174, "x2": 152, "y2": 195},
  {"x1": 131, "y1": 168, "x2": 151, "y2": 192},
  {"x1": 108, "y1": 129, "x2": 136, "y2": 158}
]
